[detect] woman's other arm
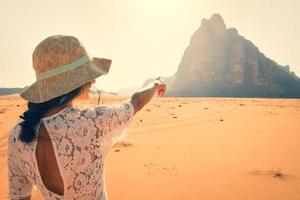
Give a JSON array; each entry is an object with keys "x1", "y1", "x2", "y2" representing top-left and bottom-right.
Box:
[{"x1": 130, "y1": 78, "x2": 166, "y2": 115}]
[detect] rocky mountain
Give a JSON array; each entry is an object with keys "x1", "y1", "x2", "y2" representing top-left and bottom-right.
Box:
[{"x1": 166, "y1": 14, "x2": 300, "y2": 98}]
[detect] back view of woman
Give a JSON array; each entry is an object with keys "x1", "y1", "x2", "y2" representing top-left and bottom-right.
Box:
[{"x1": 7, "y1": 35, "x2": 166, "y2": 200}]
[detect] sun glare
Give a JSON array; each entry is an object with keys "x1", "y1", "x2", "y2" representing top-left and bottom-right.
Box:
[{"x1": 133, "y1": 0, "x2": 186, "y2": 19}]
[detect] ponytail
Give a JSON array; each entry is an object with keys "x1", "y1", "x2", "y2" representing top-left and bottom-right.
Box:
[{"x1": 19, "y1": 84, "x2": 86, "y2": 143}]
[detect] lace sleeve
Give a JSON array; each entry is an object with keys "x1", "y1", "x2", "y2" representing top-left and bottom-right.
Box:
[
  {"x1": 7, "y1": 128, "x2": 33, "y2": 199},
  {"x1": 93, "y1": 101, "x2": 134, "y2": 151}
]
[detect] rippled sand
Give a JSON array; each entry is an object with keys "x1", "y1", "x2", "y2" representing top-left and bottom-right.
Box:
[{"x1": 1, "y1": 94, "x2": 300, "y2": 199}]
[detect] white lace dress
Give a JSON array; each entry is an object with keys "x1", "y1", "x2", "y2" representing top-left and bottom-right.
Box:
[{"x1": 7, "y1": 101, "x2": 134, "y2": 200}]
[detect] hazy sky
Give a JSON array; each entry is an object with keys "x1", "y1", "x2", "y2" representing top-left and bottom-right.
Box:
[{"x1": 1, "y1": 0, "x2": 299, "y2": 92}]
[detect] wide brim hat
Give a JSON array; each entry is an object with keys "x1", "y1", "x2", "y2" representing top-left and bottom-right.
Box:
[{"x1": 20, "y1": 35, "x2": 111, "y2": 103}]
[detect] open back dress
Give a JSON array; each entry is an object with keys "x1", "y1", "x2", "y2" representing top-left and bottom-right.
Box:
[{"x1": 7, "y1": 101, "x2": 134, "y2": 200}]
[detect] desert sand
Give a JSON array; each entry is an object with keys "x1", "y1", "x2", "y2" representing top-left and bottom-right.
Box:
[{"x1": 0, "y1": 95, "x2": 300, "y2": 200}]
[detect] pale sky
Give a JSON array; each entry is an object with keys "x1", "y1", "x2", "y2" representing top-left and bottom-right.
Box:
[{"x1": 0, "y1": 0, "x2": 299, "y2": 92}]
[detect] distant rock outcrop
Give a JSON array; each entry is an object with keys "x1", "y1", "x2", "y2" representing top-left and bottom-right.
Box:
[
  {"x1": 117, "y1": 86, "x2": 141, "y2": 96},
  {"x1": 0, "y1": 87, "x2": 27, "y2": 96},
  {"x1": 166, "y1": 13, "x2": 300, "y2": 98},
  {"x1": 142, "y1": 75, "x2": 175, "y2": 90}
]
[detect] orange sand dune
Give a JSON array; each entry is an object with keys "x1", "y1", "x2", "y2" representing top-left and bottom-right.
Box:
[{"x1": 0, "y1": 95, "x2": 300, "y2": 199}]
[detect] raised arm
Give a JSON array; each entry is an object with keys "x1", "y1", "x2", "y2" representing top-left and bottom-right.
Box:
[{"x1": 130, "y1": 78, "x2": 166, "y2": 115}]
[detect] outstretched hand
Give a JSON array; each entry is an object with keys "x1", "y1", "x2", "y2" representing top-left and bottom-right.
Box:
[
  {"x1": 131, "y1": 77, "x2": 167, "y2": 114},
  {"x1": 154, "y1": 77, "x2": 167, "y2": 97}
]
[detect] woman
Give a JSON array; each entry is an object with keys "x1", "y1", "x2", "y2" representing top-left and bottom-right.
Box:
[{"x1": 7, "y1": 35, "x2": 166, "y2": 200}]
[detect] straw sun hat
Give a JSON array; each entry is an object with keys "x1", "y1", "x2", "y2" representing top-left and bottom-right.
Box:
[{"x1": 20, "y1": 35, "x2": 111, "y2": 103}]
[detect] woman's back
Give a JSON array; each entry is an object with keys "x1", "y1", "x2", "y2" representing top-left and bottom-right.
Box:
[
  {"x1": 7, "y1": 102, "x2": 134, "y2": 200},
  {"x1": 35, "y1": 121, "x2": 64, "y2": 196}
]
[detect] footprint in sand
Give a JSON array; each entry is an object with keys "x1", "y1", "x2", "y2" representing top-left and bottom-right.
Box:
[
  {"x1": 144, "y1": 162, "x2": 177, "y2": 176},
  {"x1": 249, "y1": 168, "x2": 290, "y2": 179},
  {"x1": 0, "y1": 108, "x2": 7, "y2": 114},
  {"x1": 268, "y1": 111, "x2": 278, "y2": 115},
  {"x1": 113, "y1": 142, "x2": 134, "y2": 152}
]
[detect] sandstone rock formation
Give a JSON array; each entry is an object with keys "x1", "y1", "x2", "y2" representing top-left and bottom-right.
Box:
[{"x1": 166, "y1": 13, "x2": 300, "y2": 98}]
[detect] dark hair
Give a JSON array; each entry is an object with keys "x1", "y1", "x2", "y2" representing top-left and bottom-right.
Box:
[{"x1": 19, "y1": 83, "x2": 88, "y2": 143}]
